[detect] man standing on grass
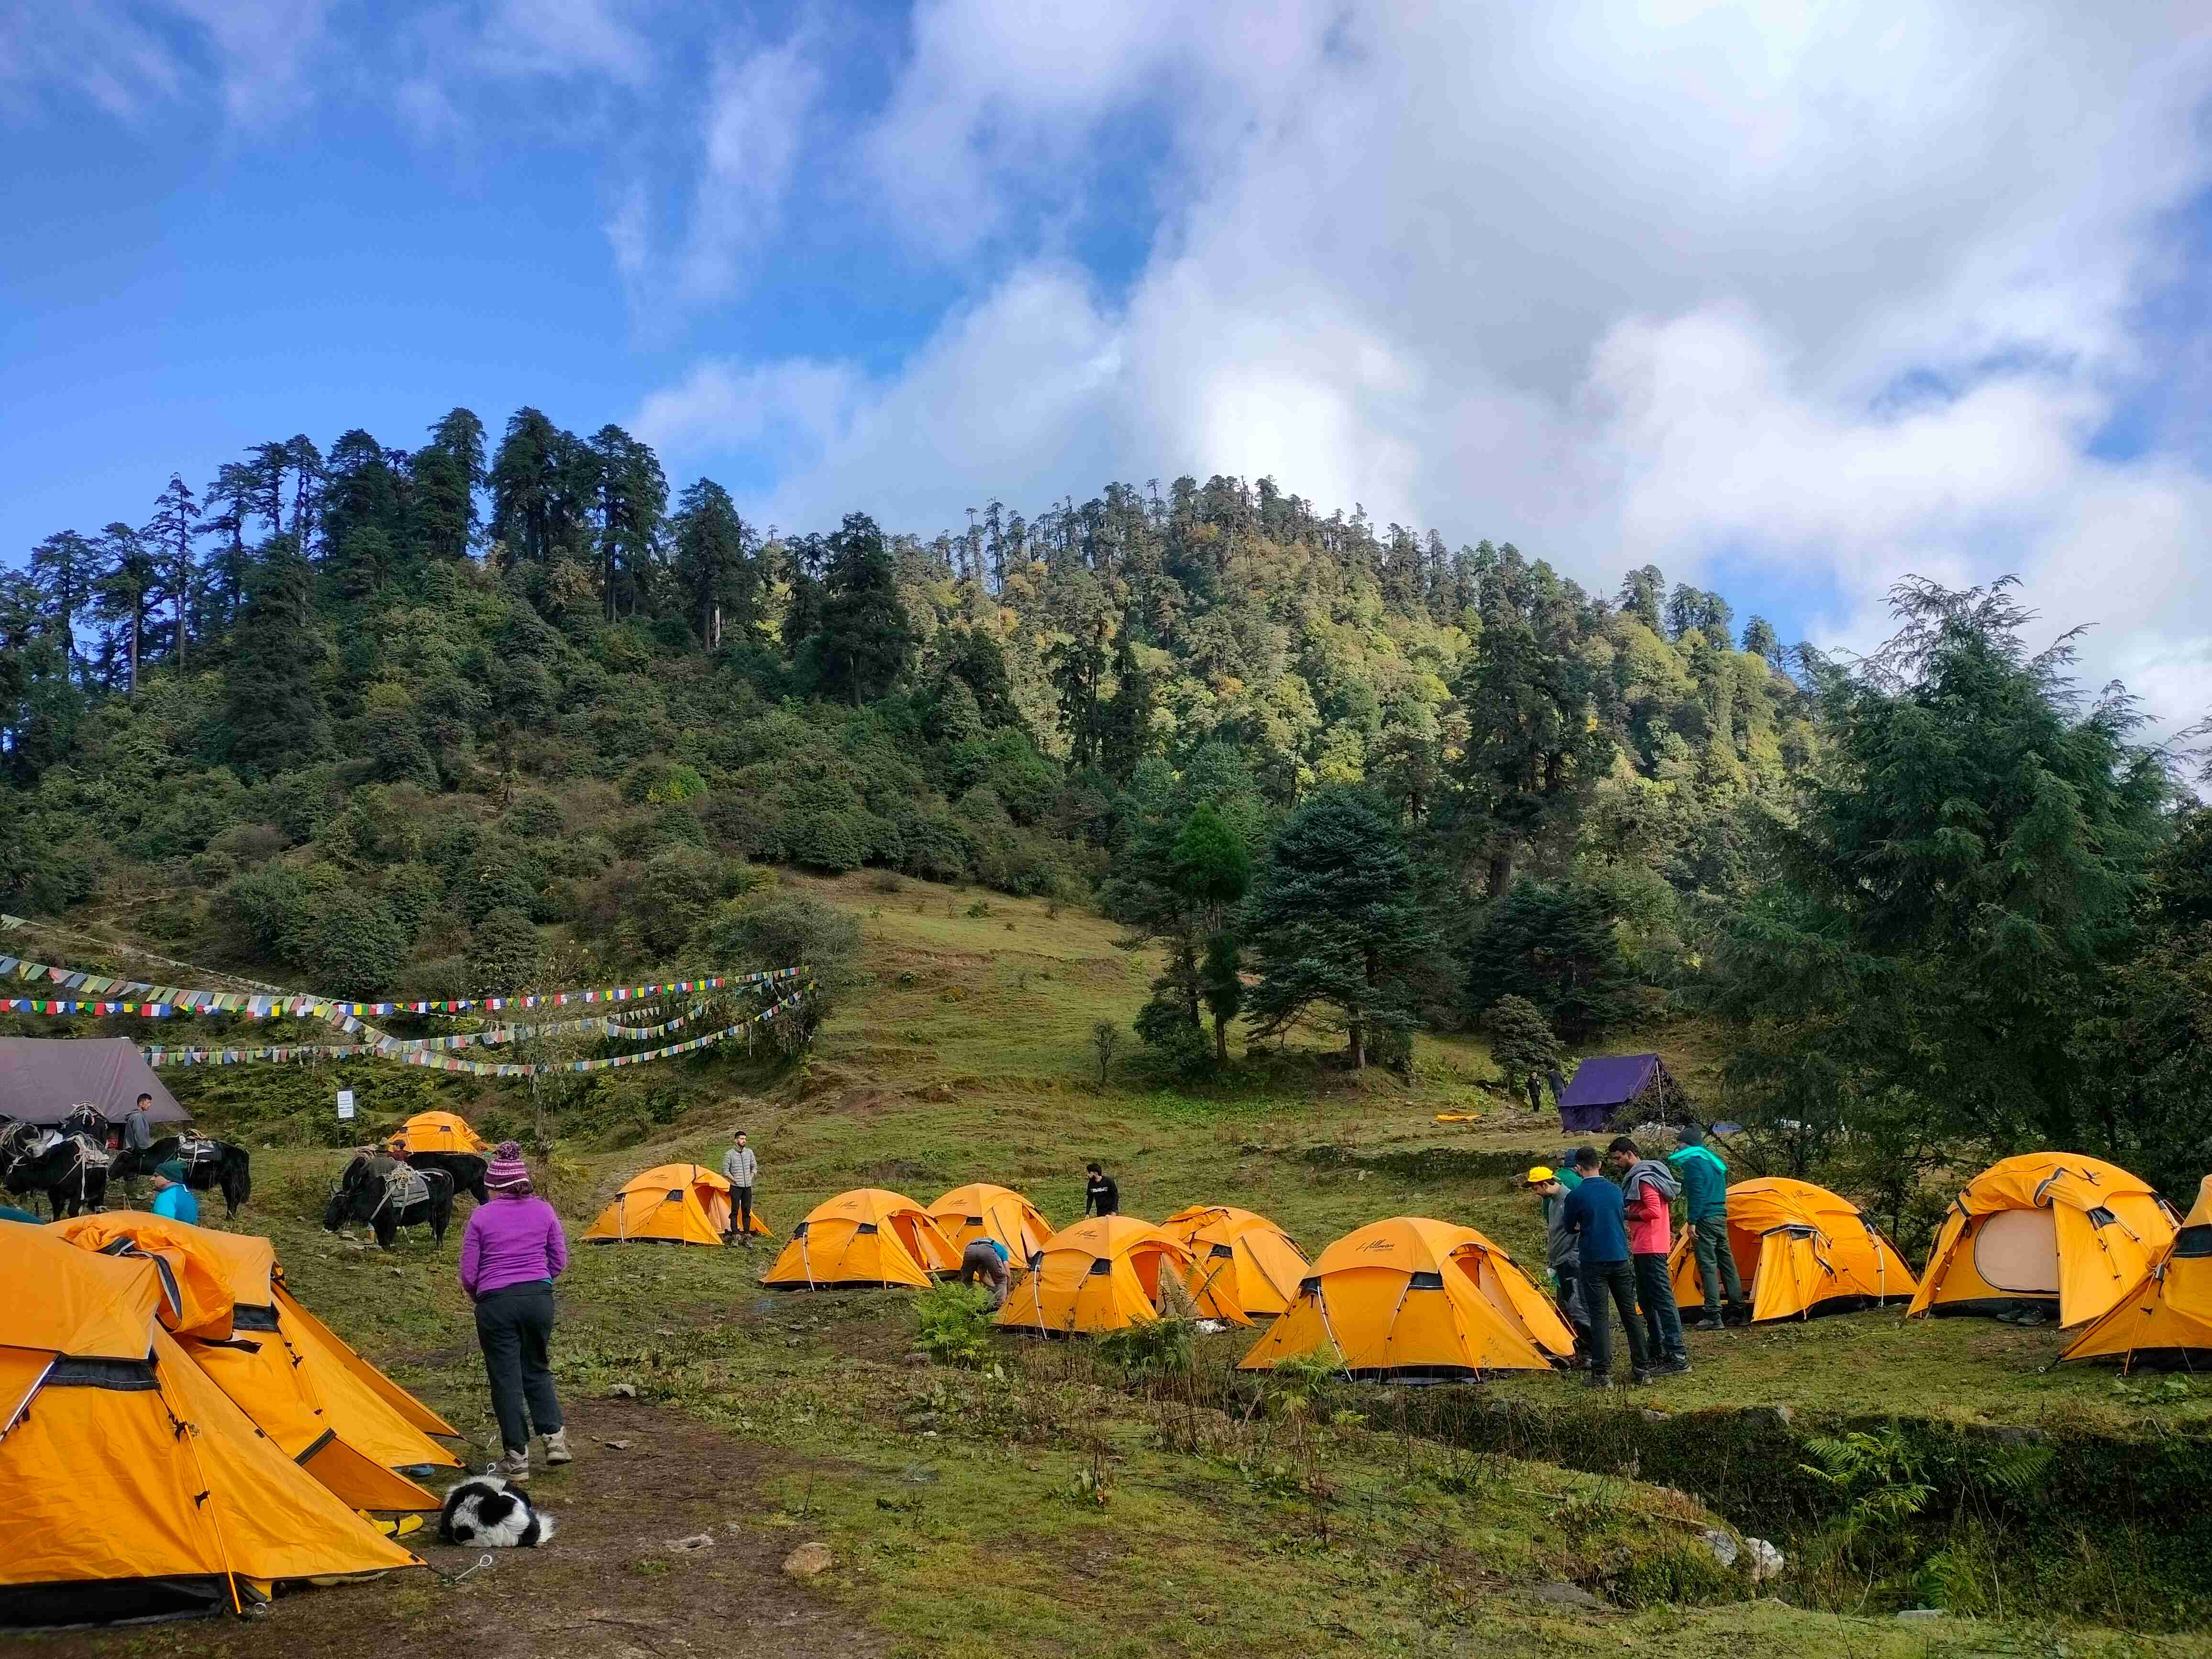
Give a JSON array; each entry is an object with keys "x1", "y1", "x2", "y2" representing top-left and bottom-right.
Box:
[
  {"x1": 120, "y1": 1092, "x2": 155, "y2": 1199},
  {"x1": 1610, "y1": 1136, "x2": 1689, "y2": 1375},
  {"x1": 1083, "y1": 1161, "x2": 1118, "y2": 1217},
  {"x1": 722, "y1": 1129, "x2": 757, "y2": 1246},
  {"x1": 1526, "y1": 1165, "x2": 1590, "y2": 1365},
  {"x1": 1562, "y1": 1146, "x2": 1647, "y2": 1387},
  {"x1": 1670, "y1": 1124, "x2": 1749, "y2": 1329}
]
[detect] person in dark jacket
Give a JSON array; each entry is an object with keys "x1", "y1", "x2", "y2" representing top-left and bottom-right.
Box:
[
  {"x1": 1670, "y1": 1124, "x2": 1749, "y2": 1328},
  {"x1": 1083, "y1": 1162, "x2": 1118, "y2": 1217},
  {"x1": 1559, "y1": 1147, "x2": 1649, "y2": 1386}
]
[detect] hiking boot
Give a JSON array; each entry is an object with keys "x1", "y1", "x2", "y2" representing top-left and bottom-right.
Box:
[
  {"x1": 543, "y1": 1428, "x2": 573, "y2": 1466},
  {"x1": 498, "y1": 1450, "x2": 531, "y2": 1485},
  {"x1": 1724, "y1": 1304, "x2": 1753, "y2": 1327},
  {"x1": 1663, "y1": 1356, "x2": 1692, "y2": 1376},
  {"x1": 1585, "y1": 1374, "x2": 1615, "y2": 1391},
  {"x1": 1630, "y1": 1368, "x2": 1655, "y2": 1386},
  {"x1": 1687, "y1": 1313, "x2": 1725, "y2": 1332}
]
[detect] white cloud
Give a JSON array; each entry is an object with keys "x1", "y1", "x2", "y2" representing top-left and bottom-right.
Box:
[
  {"x1": 477, "y1": 0, "x2": 655, "y2": 87},
  {"x1": 0, "y1": 0, "x2": 330, "y2": 123},
  {"x1": 675, "y1": 36, "x2": 820, "y2": 305},
  {"x1": 643, "y1": 0, "x2": 2212, "y2": 728}
]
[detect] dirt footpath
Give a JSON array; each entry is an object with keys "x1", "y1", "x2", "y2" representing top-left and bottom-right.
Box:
[{"x1": 23, "y1": 1401, "x2": 881, "y2": 1659}]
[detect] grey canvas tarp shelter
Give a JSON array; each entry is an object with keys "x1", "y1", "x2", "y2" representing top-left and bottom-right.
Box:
[
  {"x1": 0, "y1": 1037, "x2": 186, "y2": 1126},
  {"x1": 1556, "y1": 1052, "x2": 1683, "y2": 1133}
]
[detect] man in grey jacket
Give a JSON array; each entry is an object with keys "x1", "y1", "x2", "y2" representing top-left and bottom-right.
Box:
[
  {"x1": 721, "y1": 1130, "x2": 757, "y2": 1246},
  {"x1": 1526, "y1": 1165, "x2": 1590, "y2": 1365}
]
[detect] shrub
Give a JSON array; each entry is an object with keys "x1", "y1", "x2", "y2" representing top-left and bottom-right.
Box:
[
  {"x1": 294, "y1": 890, "x2": 408, "y2": 997},
  {"x1": 700, "y1": 895, "x2": 860, "y2": 992},
  {"x1": 213, "y1": 863, "x2": 310, "y2": 958},
  {"x1": 637, "y1": 846, "x2": 728, "y2": 956},
  {"x1": 914, "y1": 1282, "x2": 997, "y2": 1367},
  {"x1": 502, "y1": 793, "x2": 565, "y2": 839},
  {"x1": 787, "y1": 810, "x2": 868, "y2": 873},
  {"x1": 468, "y1": 907, "x2": 542, "y2": 995},
  {"x1": 1097, "y1": 1319, "x2": 1195, "y2": 1382}
]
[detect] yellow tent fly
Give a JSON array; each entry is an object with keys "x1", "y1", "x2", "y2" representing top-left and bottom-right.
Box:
[
  {"x1": 2063, "y1": 1174, "x2": 2212, "y2": 1370},
  {"x1": 927, "y1": 1183, "x2": 1053, "y2": 1262},
  {"x1": 51, "y1": 1213, "x2": 458, "y2": 1511},
  {"x1": 995, "y1": 1215, "x2": 1194, "y2": 1335},
  {"x1": 384, "y1": 1111, "x2": 488, "y2": 1156},
  {"x1": 1665, "y1": 1178, "x2": 1917, "y2": 1323},
  {"x1": 581, "y1": 1163, "x2": 769, "y2": 1245},
  {"x1": 761, "y1": 1189, "x2": 958, "y2": 1289},
  {"x1": 1161, "y1": 1205, "x2": 1309, "y2": 1321},
  {"x1": 1, "y1": 1225, "x2": 421, "y2": 1627},
  {"x1": 1239, "y1": 1216, "x2": 1572, "y2": 1379},
  {"x1": 1909, "y1": 1153, "x2": 2178, "y2": 1328}
]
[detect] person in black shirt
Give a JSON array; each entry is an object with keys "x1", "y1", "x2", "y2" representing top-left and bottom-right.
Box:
[{"x1": 1083, "y1": 1161, "x2": 1118, "y2": 1217}]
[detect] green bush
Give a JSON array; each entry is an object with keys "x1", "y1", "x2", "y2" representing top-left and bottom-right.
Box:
[
  {"x1": 294, "y1": 890, "x2": 408, "y2": 997},
  {"x1": 502, "y1": 793, "x2": 565, "y2": 839},
  {"x1": 914, "y1": 1282, "x2": 997, "y2": 1366},
  {"x1": 700, "y1": 895, "x2": 860, "y2": 990},
  {"x1": 468, "y1": 907, "x2": 543, "y2": 995},
  {"x1": 1096, "y1": 1318, "x2": 1195, "y2": 1381}
]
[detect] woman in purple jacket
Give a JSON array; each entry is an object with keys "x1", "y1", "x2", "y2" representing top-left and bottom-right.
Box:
[{"x1": 460, "y1": 1142, "x2": 570, "y2": 1481}]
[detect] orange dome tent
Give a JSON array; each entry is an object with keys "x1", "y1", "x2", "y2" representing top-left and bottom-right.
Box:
[
  {"x1": 1909, "y1": 1153, "x2": 2178, "y2": 1328},
  {"x1": 52, "y1": 1213, "x2": 459, "y2": 1511},
  {"x1": 928, "y1": 1183, "x2": 1053, "y2": 1262},
  {"x1": 1239, "y1": 1216, "x2": 1572, "y2": 1380},
  {"x1": 761, "y1": 1189, "x2": 957, "y2": 1289},
  {"x1": 2063, "y1": 1174, "x2": 2212, "y2": 1369},
  {"x1": 582, "y1": 1163, "x2": 768, "y2": 1246},
  {"x1": 1665, "y1": 1178, "x2": 1917, "y2": 1323},
  {"x1": 1, "y1": 1225, "x2": 421, "y2": 1627},
  {"x1": 1162, "y1": 1205, "x2": 1310, "y2": 1320},
  {"x1": 384, "y1": 1110, "x2": 488, "y2": 1156},
  {"x1": 995, "y1": 1215, "x2": 1195, "y2": 1335}
]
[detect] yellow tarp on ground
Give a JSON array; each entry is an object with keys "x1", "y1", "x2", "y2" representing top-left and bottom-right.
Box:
[
  {"x1": 1665, "y1": 1178, "x2": 1918, "y2": 1323},
  {"x1": 581, "y1": 1163, "x2": 768, "y2": 1245},
  {"x1": 1239, "y1": 1216, "x2": 1572, "y2": 1379},
  {"x1": 2064, "y1": 1174, "x2": 2212, "y2": 1369},
  {"x1": 384, "y1": 1111, "x2": 488, "y2": 1156},
  {"x1": 927, "y1": 1183, "x2": 1053, "y2": 1262},
  {"x1": 1162, "y1": 1205, "x2": 1309, "y2": 1320},
  {"x1": 761, "y1": 1188, "x2": 958, "y2": 1289},
  {"x1": 995, "y1": 1215, "x2": 1194, "y2": 1335},
  {"x1": 0, "y1": 1227, "x2": 420, "y2": 1627},
  {"x1": 1909, "y1": 1152, "x2": 2178, "y2": 1328},
  {"x1": 51, "y1": 1213, "x2": 458, "y2": 1511}
]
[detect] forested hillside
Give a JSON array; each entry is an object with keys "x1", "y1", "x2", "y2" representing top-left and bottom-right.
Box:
[{"x1": 3, "y1": 404, "x2": 2203, "y2": 1204}]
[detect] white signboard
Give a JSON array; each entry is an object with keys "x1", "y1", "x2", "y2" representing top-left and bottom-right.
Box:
[{"x1": 336, "y1": 1089, "x2": 355, "y2": 1121}]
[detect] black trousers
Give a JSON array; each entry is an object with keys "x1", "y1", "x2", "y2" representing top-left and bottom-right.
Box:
[
  {"x1": 1577, "y1": 1258, "x2": 1650, "y2": 1378},
  {"x1": 730, "y1": 1186, "x2": 753, "y2": 1236},
  {"x1": 475, "y1": 1280, "x2": 562, "y2": 1453}
]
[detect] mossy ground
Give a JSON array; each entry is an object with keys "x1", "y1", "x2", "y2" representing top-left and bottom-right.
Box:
[{"x1": 26, "y1": 871, "x2": 2212, "y2": 1653}]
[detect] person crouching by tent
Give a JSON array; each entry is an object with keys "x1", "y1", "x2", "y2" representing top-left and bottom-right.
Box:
[
  {"x1": 1670, "y1": 1124, "x2": 1749, "y2": 1329},
  {"x1": 722, "y1": 1128, "x2": 758, "y2": 1247},
  {"x1": 957, "y1": 1235, "x2": 1013, "y2": 1308},
  {"x1": 460, "y1": 1142, "x2": 572, "y2": 1482},
  {"x1": 149, "y1": 1160, "x2": 199, "y2": 1224},
  {"x1": 1610, "y1": 1136, "x2": 1689, "y2": 1375},
  {"x1": 1562, "y1": 1147, "x2": 1649, "y2": 1387},
  {"x1": 1526, "y1": 1165, "x2": 1590, "y2": 1366}
]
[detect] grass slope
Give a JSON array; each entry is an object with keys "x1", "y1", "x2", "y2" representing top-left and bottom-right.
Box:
[{"x1": 28, "y1": 871, "x2": 2212, "y2": 1654}]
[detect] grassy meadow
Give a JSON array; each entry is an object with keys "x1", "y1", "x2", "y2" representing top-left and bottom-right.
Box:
[{"x1": 31, "y1": 870, "x2": 2212, "y2": 1656}]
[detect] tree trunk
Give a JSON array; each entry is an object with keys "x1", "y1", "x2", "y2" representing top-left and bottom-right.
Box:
[
  {"x1": 1213, "y1": 1014, "x2": 1228, "y2": 1065},
  {"x1": 1348, "y1": 1012, "x2": 1364, "y2": 1069},
  {"x1": 1487, "y1": 849, "x2": 1513, "y2": 897},
  {"x1": 128, "y1": 601, "x2": 140, "y2": 698}
]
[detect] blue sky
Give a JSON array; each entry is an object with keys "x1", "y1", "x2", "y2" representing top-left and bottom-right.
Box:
[{"x1": 4, "y1": 1, "x2": 2209, "y2": 728}]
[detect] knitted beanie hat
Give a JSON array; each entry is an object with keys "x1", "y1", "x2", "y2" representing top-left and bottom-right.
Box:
[{"x1": 485, "y1": 1141, "x2": 531, "y2": 1192}]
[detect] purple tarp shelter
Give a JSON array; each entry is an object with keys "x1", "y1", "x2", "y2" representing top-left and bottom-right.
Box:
[
  {"x1": 0, "y1": 1037, "x2": 187, "y2": 1127},
  {"x1": 1556, "y1": 1052, "x2": 1677, "y2": 1133}
]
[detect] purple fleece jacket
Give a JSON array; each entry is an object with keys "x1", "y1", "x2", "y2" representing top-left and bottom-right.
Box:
[{"x1": 460, "y1": 1194, "x2": 568, "y2": 1299}]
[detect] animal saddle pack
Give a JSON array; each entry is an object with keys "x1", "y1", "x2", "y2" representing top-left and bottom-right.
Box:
[{"x1": 381, "y1": 1164, "x2": 432, "y2": 1214}]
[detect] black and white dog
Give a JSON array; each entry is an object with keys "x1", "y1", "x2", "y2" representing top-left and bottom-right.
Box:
[{"x1": 437, "y1": 1474, "x2": 557, "y2": 1548}]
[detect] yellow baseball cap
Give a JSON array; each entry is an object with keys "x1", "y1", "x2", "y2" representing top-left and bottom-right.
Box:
[{"x1": 1524, "y1": 1165, "x2": 1555, "y2": 1186}]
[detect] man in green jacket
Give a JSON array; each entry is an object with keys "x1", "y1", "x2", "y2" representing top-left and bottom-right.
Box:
[{"x1": 1669, "y1": 1126, "x2": 1749, "y2": 1329}]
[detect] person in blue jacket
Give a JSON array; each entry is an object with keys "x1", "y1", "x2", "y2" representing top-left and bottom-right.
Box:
[
  {"x1": 148, "y1": 1160, "x2": 199, "y2": 1224},
  {"x1": 1559, "y1": 1146, "x2": 1650, "y2": 1386}
]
